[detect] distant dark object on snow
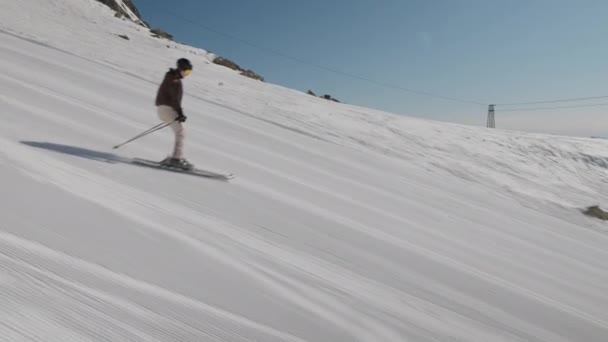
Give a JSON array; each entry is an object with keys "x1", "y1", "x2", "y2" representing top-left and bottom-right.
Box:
[
  {"x1": 150, "y1": 28, "x2": 173, "y2": 40},
  {"x1": 213, "y1": 56, "x2": 242, "y2": 71},
  {"x1": 240, "y1": 70, "x2": 264, "y2": 82},
  {"x1": 322, "y1": 94, "x2": 341, "y2": 103},
  {"x1": 306, "y1": 89, "x2": 340, "y2": 103},
  {"x1": 117, "y1": 34, "x2": 129, "y2": 40},
  {"x1": 584, "y1": 205, "x2": 608, "y2": 220}
]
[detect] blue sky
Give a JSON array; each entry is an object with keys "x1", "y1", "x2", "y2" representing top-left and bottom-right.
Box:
[{"x1": 134, "y1": 0, "x2": 608, "y2": 137}]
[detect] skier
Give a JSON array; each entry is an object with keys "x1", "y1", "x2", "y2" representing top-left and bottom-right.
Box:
[{"x1": 155, "y1": 58, "x2": 193, "y2": 170}]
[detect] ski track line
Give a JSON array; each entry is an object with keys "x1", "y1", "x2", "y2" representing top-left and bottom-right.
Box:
[
  {"x1": 0, "y1": 31, "x2": 152, "y2": 100},
  {"x1": 243, "y1": 256, "x2": 546, "y2": 342},
  {"x1": 1, "y1": 260, "x2": 172, "y2": 342},
  {"x1": 0, "y1": 135, "x2": 548, "y2": 341},
  {"x1": 9, "y1": 59, "x2": 599, "y2": 270},
  {"x1": 182, "y1": 130, "x2": 608, "y2": 297},
  {"x1": 0, "y1": 68, "x2": 412, "y2": 212},
  {"x1": 205, "y1": 218, "x2": 568, "y2": 342},
  {"x1": 0, "y1": 137, "x2": 401, "y2": 341},
  {"x1": 2, "y1": 121, "x2": 607, "y2": 340},
  {"x1": 4, "y1": 32, "x2": 603, "y2": 268},
  {"x1": 202, "y1": 89, "x2": 608, "y2": 209},
  {"x1": 235, "y1": 179, "x2": 608, "y2": 332},
  {"x1": 183, "y1": 211, "x2": 550, "y2": 342},
  {"x1": 165, "y1": 97, "x2": 608, "y2": 276},
  {"x1": 0, "y1": 92, "x2": 123, "y2": 146},
  {"x1": 323, "y1": 244, "x2": 561, "y2": 342},
  {"x1": 0, "y1": 71, "x2": 150, "y2": 133},
  {"x1": 2, "y1": 23, "x2": 604, "y2": 340},
  {"x1": 0, "y1": 140, "x2": 315, "y2": 341},
  {"x1": 183, "y1": 97, "x2": 608, "y2": 262},
  {"x1": 4, "y1": 53, "x2": 604, "y2": 334},
  {"x1": 0, "y1": 231, "x2": 303, "y2": 342},
  {"x1": 6, "y1": 62, "x2": 585, "y2": 290},
  {"x1": 0, "y1": 84, "x2": 189, "y2": 169}
]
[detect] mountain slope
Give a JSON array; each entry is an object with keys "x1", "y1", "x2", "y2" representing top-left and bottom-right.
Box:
[{"x1": 1, "y1": 0, "x2": 607, "y2": 341}]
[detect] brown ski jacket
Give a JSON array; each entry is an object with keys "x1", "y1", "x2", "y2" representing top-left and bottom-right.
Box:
[{"x1": 155, "y1": 69, "x2": 183, "y2": 114}]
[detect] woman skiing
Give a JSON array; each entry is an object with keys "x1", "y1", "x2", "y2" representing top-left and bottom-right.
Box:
[{"x1": 155, "y1": 58, "x2": 193, "y2": 170}]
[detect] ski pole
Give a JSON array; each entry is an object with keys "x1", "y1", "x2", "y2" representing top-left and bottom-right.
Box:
[{"x1": 113, "y1": 121, "x2": 174, "y2": 149}]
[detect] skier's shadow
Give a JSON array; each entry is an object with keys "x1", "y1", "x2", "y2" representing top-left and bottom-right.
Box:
[{"x1": 20, "y1": 141, "x2": 133, "y2": 164}]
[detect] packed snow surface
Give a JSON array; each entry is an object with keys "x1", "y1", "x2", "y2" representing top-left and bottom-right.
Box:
[{"x1": 1, "y1": 0, "x2": 607, "y2": 341}]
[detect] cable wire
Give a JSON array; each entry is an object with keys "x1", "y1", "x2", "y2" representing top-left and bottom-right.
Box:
[
  {"x1": 496, "y1": 95, "x2": 608, "y2": 106},
  {"x1": 497, "y1": 102, "x2": 608, "y2": 112},
  {"x1": 143, "y1": 0, "x2": 486, "y2": 106},
  {"x1": 142, "y1": 1, "x2": 608, "y2": 111}
]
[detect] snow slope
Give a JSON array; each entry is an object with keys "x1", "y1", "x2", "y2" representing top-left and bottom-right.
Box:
[{"x1": 1, "y1": 0, "x2": 607, "y2": 341}]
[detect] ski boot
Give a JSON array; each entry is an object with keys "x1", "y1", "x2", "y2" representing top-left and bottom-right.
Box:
[{"x1": 160, "y1": 157, "x2": 194, "y2": 171}]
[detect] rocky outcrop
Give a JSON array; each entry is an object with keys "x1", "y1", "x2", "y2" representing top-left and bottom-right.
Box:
[
  {"x1": 213, "y1": 57, "x2": 242, "y2": 71},
  {"x1": 150, "y1": 28, "x2": 173, "y2": 40},
  {"x1": 213, "y1": 57, "x2": 264, "y2": 82},
  {"x1": 584, "y1": 206, "x2": 608, "y2": 220},
  {"x1": 306, "y1": 90, "x2": 340, "y2": 103},
  {"x1": 240, "y1": 70, "x2": 264, "y2": 82},
  {"x1": 96, "y1": 0, "x2": 175, "y2": 40},
  {"x1": 321, "y1": 94, "x2": 341, "y2": 103},
  {"x1": 96, "y1": 1, "x2": 263, "y2": 82},
  {"x1": 95, "y1": 0, "x2": 144, "y2": 25}
]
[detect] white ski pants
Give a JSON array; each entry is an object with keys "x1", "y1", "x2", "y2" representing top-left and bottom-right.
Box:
[{"x1": 157, "y1": 105, "x2": 185, "y2": 159}]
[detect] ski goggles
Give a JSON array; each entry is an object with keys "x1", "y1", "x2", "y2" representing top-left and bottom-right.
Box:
[{"x1": 182, "y1": 69, "x2": 192, "y2": 76}]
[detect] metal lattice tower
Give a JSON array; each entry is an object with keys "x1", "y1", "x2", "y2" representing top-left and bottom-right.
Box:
[{"x1": 487, "y1": 104, "x2": 495, "y2": 128}]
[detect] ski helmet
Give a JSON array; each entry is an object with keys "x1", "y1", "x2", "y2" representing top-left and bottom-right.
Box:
[{"x1": 177, "y1": 58, "x2": 192, "y2": 71}]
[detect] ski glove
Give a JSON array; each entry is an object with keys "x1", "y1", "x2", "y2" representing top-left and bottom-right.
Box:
[{"x1": 177, "y1": 112, "x2": 187, "y2": 122}]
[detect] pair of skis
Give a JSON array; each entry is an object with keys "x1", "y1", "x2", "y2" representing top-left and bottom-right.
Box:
[
  {"x1": 131, "y1": 158, "x2": 234, "y2": 181},
  {"x1": 114, "y1": 121, "x2": 234, "y2": 181}
]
